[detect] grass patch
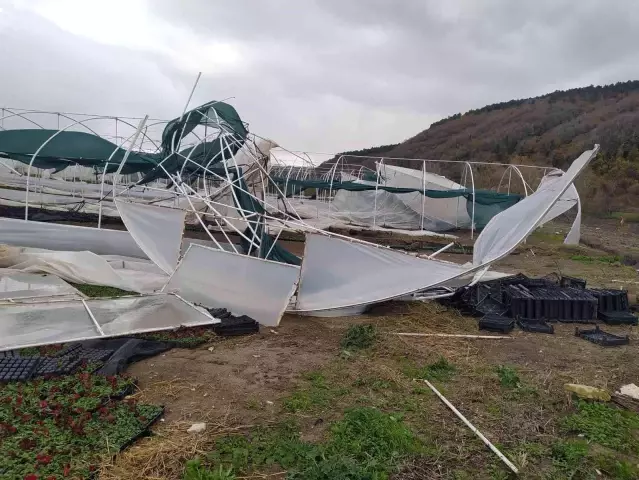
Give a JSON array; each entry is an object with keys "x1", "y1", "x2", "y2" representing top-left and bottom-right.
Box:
[
  {"x1": 185, "y1": 460, "x2": 236, "y2": 479},
  {"x1": 71, "y1": 283, "x2": 136, "y2": 298},
  {"x1": 550, "y1": 439, "x2": 590, "y2": 477},
  {"x1": 283, "y1": 371, "x2": 350, "y2": 413},
  {"x1": 562, "y1": 401, "x2": 639, "y2": 454},
  {"x1": 495, "y1": 365, "x2": 521, "y2": 388},
  {"x1": 609, "y1": 211, "x2": 639, "y2": 223},
  {"x1": 137, "y1": 326, "x2": 217, "y2": 348},
  {"x1": 529, "y1": 230, "x2": 565, "y2": 244},
  {"x1": 340, "y1": 324, "x2": 377, "y2": 351},
  {"x1": 569, "y1": 254, "x2": 621, "y2": 264},
  {"x1": 403, "y1": 357, "x2": 457, "y2": 382},
  {"x1": 593, "y1": 454, "x2": 639, "y2": 480},
  {"x1": 201, "y1": 407, "x2": 423, "y2": 479}
]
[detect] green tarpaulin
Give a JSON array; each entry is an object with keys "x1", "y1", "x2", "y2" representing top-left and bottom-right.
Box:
[
  {"x1": 271, "y1": 176, "x2": 522, "y2": 229},
  {"x1": 0, "y1": 100, "x2": 249, "y2": 181},
  {"x1": 0, "y1": 130, "x2": 158, "y2": 174}
]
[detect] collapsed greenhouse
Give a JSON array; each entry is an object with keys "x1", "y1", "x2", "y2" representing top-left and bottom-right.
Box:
[{"x1": 0, "y1": 101, "x2": 597, "y2": 350}]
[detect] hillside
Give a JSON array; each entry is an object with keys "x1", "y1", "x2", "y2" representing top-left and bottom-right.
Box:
[{"x1": 326, "y1": 81, "x2": 639, "y2": 214}]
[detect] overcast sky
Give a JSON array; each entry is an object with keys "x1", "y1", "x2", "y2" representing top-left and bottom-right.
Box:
[{"x1": 1, "y1": 0, "x2": 639, "y2": 157}]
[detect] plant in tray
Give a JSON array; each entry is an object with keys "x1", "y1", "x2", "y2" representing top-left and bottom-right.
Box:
[{"x1": 0, "y1": 367, "x2": 162, "y2": 478}]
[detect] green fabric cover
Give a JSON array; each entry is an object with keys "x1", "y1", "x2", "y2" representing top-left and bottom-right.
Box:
[
  {"x1": 0, "y1": 130, "x2": 158, "y2": 174},
  {"x1": 272, "y1": 176, "x2": 522, "y2": 230},
  {"x1": 139, "y1": 101, "x2": 248, "y2": 184}
]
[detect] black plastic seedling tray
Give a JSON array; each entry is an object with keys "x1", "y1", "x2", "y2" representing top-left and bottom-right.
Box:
[
  {"x1": 560, "y1": 276, "x2": 587, "y2": 289},
  {"x1": 517, "y1": 318, "x2": 554, "y2": 334},
  {"x1": 478, "y1": 314, "x2": 515, "y2": 333},
  {"x1": 575, "y1": 326, "x2": 630, "y2": 347},
  {"x1": 588, "y1": 289, "x2": 630, "y2": 313},
  {"x1": 0, "y1": 357, "x2": 41, "y2": 382},
  {"x1": 212, "y1": 315, "x2": 260, "y2": 336},
  {"x1": 598, "y1": 310, "x2": 638, "y2": 325},
  {"x1": 35, "y1": 357, "x2": 83, "y2": 377}
]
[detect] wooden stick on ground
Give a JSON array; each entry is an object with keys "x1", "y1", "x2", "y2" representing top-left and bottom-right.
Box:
[
  {"x1": 422, "y1": 379, "x2": 519, "y2": 475},
  {"x1": 395, "y1": 333, "x2": 512, "y2": 339}
]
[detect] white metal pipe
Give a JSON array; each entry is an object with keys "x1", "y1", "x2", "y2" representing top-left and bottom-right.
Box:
[
  {"x1": 420, "y1": 161, "x2": 426, "y2": 231},
  {"x1": 464, "y1": 162, "x2": 476, "y2": 240},
  {"x1": 422, "y1": 379, "x2": 519, "y2": 475},
  {"x1": 426, "y1": 242, "x2": 455, "y2": 259},
  {"x1": 97, "y1": 162, "x2": 109, "y2": 229},
  {"x1": 82, "y1": 299, "x2": 105, "y2": 336}
]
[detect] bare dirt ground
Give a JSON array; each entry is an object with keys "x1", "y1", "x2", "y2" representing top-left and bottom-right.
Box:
[{"x1": 101, "y1": 220, "x2": 639, "y2": 480}]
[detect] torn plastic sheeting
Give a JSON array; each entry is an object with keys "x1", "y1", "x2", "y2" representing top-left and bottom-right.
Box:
[
  {"x1": 295, "y1": 147, "x2": 598, "y2": 312},
  {"x1": 295, "y1": 233, "x2": 468, "y2": 312},
  {"x1": 0, "y1": 245, "x2": 167, "y2": 293},
  {"x1": 0, "y1": 217, "x2": 147, "y2": 258},
  {"x1": 115, "y1": 200, "x2": 186, "y2": 274},
  {"x1": 0, "y1": 294, "x2": 217, "y2": 352},
  {"x1": 163, "y1": 244, "x2": 300, "y2": 327},
  {"x1": 537, "y1": 172, "x2": 582, "y2": 245},
  {"x1": 472, "y1": 146, "x2": 599, "y2": 265}
]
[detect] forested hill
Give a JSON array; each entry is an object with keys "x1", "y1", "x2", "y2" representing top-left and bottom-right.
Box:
[{"x1": 326, "y1": 80, "x2": 639, "y2": 213}]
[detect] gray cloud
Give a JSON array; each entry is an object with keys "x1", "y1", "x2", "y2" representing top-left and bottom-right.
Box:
[{"x1": 1, "y1": 0, "x2": 639, "y2": 155}]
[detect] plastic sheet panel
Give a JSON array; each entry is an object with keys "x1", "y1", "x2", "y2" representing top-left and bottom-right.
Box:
[
  {"x1": 473, "y1": 146, "x2": 598, "y2": 265},
  {"x1": 0, "y1": 218, "x2": 147, "y2": 258},
  {"x1": 379, "y1": 164, "x2": 471, "y2": 228},
  {"x1": 0, "y1": 301, "x2": 98, "y2": 351},
  {"x1": 332, "y1": 190, "x2": 421, "y2": 230},
  {"x1": 115, "y1": 200, "x2": 186, "y2": 274},
  {"x1": 537, "y1": 173, "x2": 582, "y2": 245},
  {"x1": 0, "y1": 272, "x2": 81, "y2": 300},
  {"x1": 164, "y1": 244, "x2": 300, "y2": 326},
  {"x1": 0, "y1": 294, "x2": 217, "y2": 351},
  {"x1": 86, "y1": 295, "x2": 217, "y2": 336},
  {"x1": 296, "y1": 233, "x2": 469, "y2": 312}
]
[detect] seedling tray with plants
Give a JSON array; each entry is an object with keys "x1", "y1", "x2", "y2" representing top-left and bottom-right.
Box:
[{"x1": 0, "y1": 368, "x2": 163, "y2": 479}]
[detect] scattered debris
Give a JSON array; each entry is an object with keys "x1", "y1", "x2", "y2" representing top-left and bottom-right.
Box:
[
  {"x1": 421, "y1": 379, "x2": 519, "y2": 475},
  {"x1": 575, "y1": 326, "x2": 630, "y2": 347},
  {"x1": 564, "y1": 383, "x2": 611, "y2": 401},
  {"x1": 618, "y1": 383, "x2": 639, "y2": 400},
  {"x1": 187, "y1": 423, "x2": 207, "y2": 434}
]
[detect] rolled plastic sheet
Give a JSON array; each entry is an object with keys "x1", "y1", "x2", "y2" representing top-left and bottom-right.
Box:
[
  {"x1": 0, "y1": 294, "x2": 217, "y2": 351},
  {"x1": 163, "y1": 244, "x2": 300, "y2": 326},
  {"x1": 0, "y1": 217, "x2": 146, "y2": 258},
  {"x1": 473, "y1": 146, "x2": 599, "y2": 265},
  {"x1": 115, "y1": 200, "x2": 186, "y2": 274},
  {"x1": 295, "y1": 233, "x2": 469, "y2": 312}
]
